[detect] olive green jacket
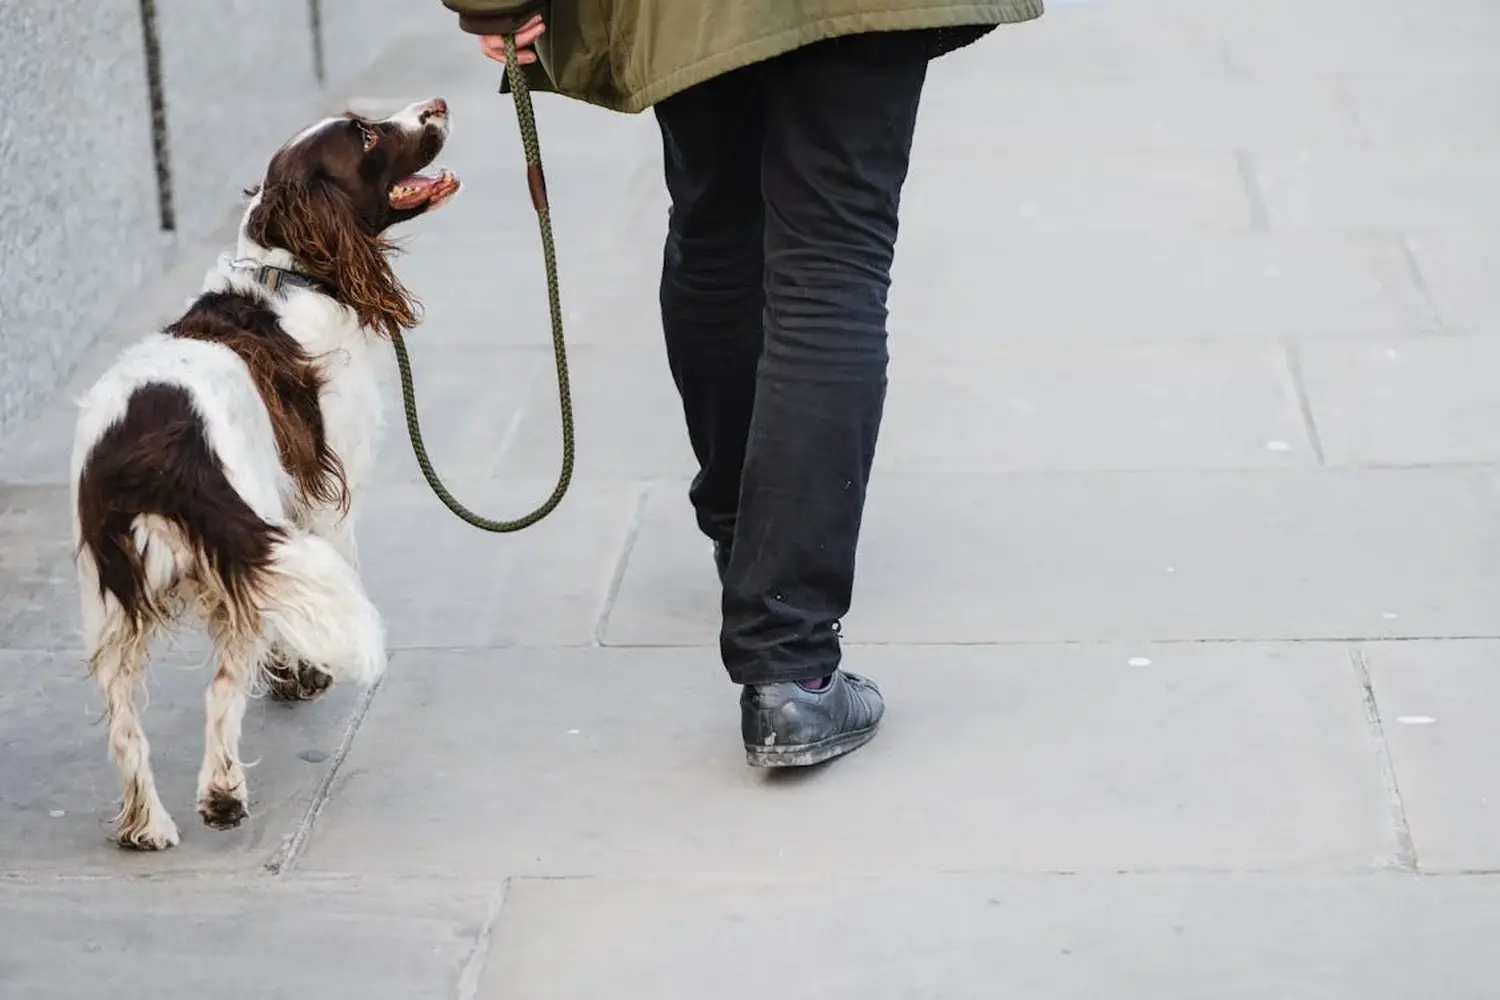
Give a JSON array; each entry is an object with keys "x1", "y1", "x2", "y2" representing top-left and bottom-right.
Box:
[{"x1": 438, "y1": 0, "x2": 1044, "y2": 113}]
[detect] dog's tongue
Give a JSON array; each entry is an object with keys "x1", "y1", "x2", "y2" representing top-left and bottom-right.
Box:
[{"x1": 390, "y1": 169, "x2": 456, "y2": 209}]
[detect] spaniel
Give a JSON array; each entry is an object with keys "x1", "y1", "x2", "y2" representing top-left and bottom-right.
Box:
[{"x1": 69, "y1": 98, "x2": 459, "y2": 850}]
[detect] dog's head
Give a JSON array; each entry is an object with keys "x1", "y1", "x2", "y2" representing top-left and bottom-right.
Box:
[{"x1": 244, "y1": 97, "x2": 460, "y2": 337}]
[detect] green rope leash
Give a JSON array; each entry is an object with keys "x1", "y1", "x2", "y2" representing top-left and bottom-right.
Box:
[{"x1": 390, "y1": 33, "x2": 574, "y2": 532}]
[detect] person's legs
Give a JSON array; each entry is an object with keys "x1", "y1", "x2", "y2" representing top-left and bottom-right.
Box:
[
  {"x1": 721, "y1": 34, "x2": 930, "y2": 686},
  {"x1": 654, "y1": 29, "x2": 937, "y2": 765},
  {"x1": 726, "y1": 32, "x2": 933, "y2": 765},
  {"x1": 654, "y1": 65, "x2": 766, "y2": 556}
]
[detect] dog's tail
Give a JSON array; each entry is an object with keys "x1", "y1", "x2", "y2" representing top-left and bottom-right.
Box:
[{"x1": 258, "y1": 532, "x2": 386, "y2": 687}]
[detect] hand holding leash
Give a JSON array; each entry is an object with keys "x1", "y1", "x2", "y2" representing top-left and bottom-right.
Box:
[{"x1": 478, "y1": 14, "x2": 546, "y2": 65}]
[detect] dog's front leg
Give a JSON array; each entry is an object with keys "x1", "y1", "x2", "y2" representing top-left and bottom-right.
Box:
[
  {"x1": 303, "y1": 502, "x2": 359, "y2": 569},
  {"x1": 263, "y1": 503, "x2": 358, "y2": 702}
]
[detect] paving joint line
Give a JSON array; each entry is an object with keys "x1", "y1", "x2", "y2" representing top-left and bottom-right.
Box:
[
  {"x1": 1396, "y1": 233, "x2": 1447, "y2": 330},
  {"x1": 1233, "y1": 149, "x2": 1271, "y2": 232},
  {"x1": 1349, "y1": 644, "x2": 1418, "y2": 873},
  {"x1": 591, "y1": 481, "x2": 652, "y2": 645},
  {"x1": 456, "y1": 882, "x2": 509, "y2": 1000},
  {"x1": 264, "y1": 669, "x2": 389, "y2": 878},
  {"x1": 590, "y1": 635, "x2": 1500, "y2": 651},
  {"x1": 11, "y1": 635, "x2": 1500, "y2": 661},
  {"x1": 1214, "y1": 38, "x2": 1245, "y2": 78},
  {"x1": 1282, "y1": 338, "x2": 1328, "y2": 465},
  {"x1": 11, "y1": 867, "x2": 1500, "y2": 890},
  {"x1": 1329, "y1": 73, "x2": 1374, "y2": 145}
]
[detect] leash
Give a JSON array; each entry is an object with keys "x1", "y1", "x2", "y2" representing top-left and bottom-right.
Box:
[{"x1": 390, "y1": 33, "x2": 575, "y2": 532}]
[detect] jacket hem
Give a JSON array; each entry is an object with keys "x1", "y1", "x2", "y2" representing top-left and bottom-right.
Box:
[{"x1": 559, "y1": 1, "x2": 1046, "y2": 114}]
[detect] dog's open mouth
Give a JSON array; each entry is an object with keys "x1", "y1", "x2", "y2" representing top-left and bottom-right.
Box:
[{"x1": 390, "y1": 168, "x2": 459, "y2": 210}]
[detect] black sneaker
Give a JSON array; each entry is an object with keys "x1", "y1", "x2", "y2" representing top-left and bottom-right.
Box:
[{"x1": 741, "y1": 670, "x2": 885, "y2": 768}]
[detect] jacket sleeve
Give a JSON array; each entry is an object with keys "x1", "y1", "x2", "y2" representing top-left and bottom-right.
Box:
[{"x1": 439, "y1": 0, "x2": 548, "y2": 35}]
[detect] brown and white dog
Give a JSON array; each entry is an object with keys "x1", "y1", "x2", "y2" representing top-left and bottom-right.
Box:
[{"x1": 69, "y1": 98, "x2": 459, "y2": 850}]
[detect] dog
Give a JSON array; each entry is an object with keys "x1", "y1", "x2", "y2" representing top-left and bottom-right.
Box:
[{"x1": 68, "y1": 98, "x2": 460, "y2": 850}]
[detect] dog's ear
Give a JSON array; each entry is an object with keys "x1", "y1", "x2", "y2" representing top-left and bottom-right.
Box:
[{"x1": 246, "y1": 179, "x2": 420, "y2": 338}]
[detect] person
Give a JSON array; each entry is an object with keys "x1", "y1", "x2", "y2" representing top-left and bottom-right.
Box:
[{"x1": 437, "y1": 0, "x2": 1044, "y2": 767}]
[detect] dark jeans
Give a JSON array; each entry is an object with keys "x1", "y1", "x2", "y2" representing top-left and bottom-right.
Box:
[{"x1": 654, "y1": 31, "x2": 947, "y2": 687}]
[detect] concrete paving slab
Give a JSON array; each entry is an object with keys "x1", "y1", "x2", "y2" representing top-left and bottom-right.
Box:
[
  {"x1": 479, "y1": 872, "x2": 1500, "y2": 1000},
  {"x1": 355, "y1": 478, "x2": 644, "y2": 649},
  {"x1": 877, "y1": 339, "x2": 1315, "y2": 472},
  {"x1": 0, "y1": 877, "x2": 494, "y2": 1000},
  {"x1": 297, "y1": 643, "x2": 1394, "y2": 879},
  {"x1": 1254, "y1": 149, "x2": 1500, "y2": 232},
  {"x1": 10, "y1": 311, "x2": 164, "y2": 480},
  {"x1": 1361, "y1": 640, "x2": 1500, "y2": 872},
  {"x1": 318, "y1": 1, "x2": 454, "y2": 89},
  {"x1": 1339, "y1": 73, "x2": 1500, "y2": 150},
  {"x1": 334, "y1": 20, "x2": 497, "y2": 100},
  {"x1": 495, "y1": 346, "x2": 696, "y2": 479},
  {"x1": 1, "y1": 485, "x2": 86, "y2": 651},
  {"x1": 1209, "y1": 0, "x2": 1500, "y2": 75},
  {"x1": 1404, "y1": 232, "x2": 1500, "y2": 331},
  {"x1": 368, "y1": 344, "x2": 541, "y2": 487},
  {"x1": 405, "y1": 276, "x2": 665, "y2": 352},
  {"x1": 846, "y1": 469, "x2": 1500, "y2": 645},
  {"x1": 903, "y1": 150, "x2": 1252, "y2": 235},
  {"x1": 390, "y1": 239, "x2": 664, "y2": 350},
  {"x1": 603, "y1": 470, "x2": 1500, "y2": 647},
  {"x1": 919, "y1": 76, "x2": 1361, "y2": 151},
  {"x1": 887, "y1": 232, "x2": 1438, "y2": 342},
  {"x1": 0, "y1": 394, "x2": 78, "y2": 488},
  {"x1": 0, "y1": 647, "x2": 363, "y2": 876},
  {"x1": 595, "y1": 484, "x2": 716, "y2": 646},
  {"x1": 1296, "y1": 334, "x2": 1500, "y2": 467},
  {"x1": 938, "y1": 4, "x2": 1230, "y2": 80}
]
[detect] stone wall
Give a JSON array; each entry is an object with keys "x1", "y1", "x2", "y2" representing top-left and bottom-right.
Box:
[{"x1": 0, "y1": 0, "x2": 450, "y2": 439}]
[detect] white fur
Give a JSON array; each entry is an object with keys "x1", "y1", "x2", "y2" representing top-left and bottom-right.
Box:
[{"x1": 387, "y1": 100, "x2": 440, "y2": 134}]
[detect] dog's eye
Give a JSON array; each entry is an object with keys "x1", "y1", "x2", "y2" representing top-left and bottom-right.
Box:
[{"x1": 355, "y1": 122, "x2": 377, "y2": 152}]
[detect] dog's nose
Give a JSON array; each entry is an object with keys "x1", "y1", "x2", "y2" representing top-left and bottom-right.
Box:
[{"x1": 419, "y1": 98, "x2": 448, "y2": 123}]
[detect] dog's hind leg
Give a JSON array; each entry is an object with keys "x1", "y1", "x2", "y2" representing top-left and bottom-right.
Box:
[
  {"x1": 196, "y1": 606, "x2": 265, "y2": 831},
  {"x1": 83, "y1": 585, "x2": 179, "y2": 850},
  {"x1": 195, "y1": 528, "x2": 385, "y2": 829}
]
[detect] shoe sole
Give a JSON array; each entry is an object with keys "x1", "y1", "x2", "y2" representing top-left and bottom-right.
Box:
[{"x1": 744, "y1": 723, "x2": 880, "y2": 768}]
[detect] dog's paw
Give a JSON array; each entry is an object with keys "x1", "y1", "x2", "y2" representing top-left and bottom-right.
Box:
[
  {"x1": 197, "y1": 788, "x2": 249, "y2": 831},
  {"x1": 117, "y1": 810, "x2": 181, "y2": 851},
  {"x1": 264, "y1": 655, "x2": 334, "y2": 702}
]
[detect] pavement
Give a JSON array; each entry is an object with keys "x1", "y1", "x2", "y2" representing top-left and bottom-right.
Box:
[{"x1": 4, "y1": 0, "x2": 1500, "y2": 996}]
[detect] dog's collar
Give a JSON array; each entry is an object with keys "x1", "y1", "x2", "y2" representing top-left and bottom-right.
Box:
[{"x1": 229, "y1": 257, "x2": 325, "y2": 295}]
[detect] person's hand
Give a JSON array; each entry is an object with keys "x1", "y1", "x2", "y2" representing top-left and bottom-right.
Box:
[{"x1": 479, "y1": 14, "x2": 546, "y2": 65}]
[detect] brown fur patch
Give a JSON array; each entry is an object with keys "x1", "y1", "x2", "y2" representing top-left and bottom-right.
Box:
[
  {"x1": 166, "y1": 290, "x2": 349, "y2": 513},
  {"x1": 240, "y1": 110, "x2": 444, "y2": 340},
  {"x1": 245, "y1": 179, "x2": 418, "y2": 338},
  {"x1": 75, "y1": 383, "x2": 285, "y2": 633}
]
